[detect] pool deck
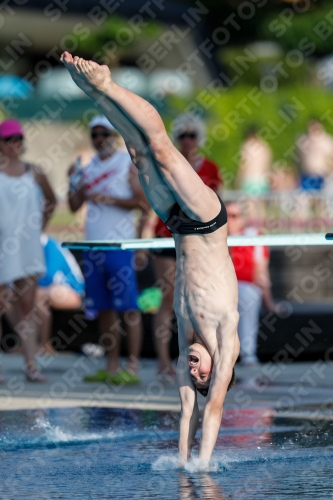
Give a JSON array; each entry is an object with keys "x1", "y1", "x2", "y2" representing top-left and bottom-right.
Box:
[{"x1": 0, "y1": 353, "x2": 332, "y2": 419}]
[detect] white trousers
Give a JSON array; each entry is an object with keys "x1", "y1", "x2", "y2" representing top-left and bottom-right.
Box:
[{"x1": 237, "y1": 281, "x2": 262, "y2": 364}]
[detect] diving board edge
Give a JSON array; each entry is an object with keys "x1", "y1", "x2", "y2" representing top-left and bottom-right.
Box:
[{"x1": 62, "y1": 233, "x2": 332, "y2": 250}]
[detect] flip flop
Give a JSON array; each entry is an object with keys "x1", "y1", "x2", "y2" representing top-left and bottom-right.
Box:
[
  {"x1": 84, "y1": 369, "x2": 141, "y2": 384},
  {"x1": 105, "y1": 370, "x2": 141, "y2": 385},
  {"x1": 83, "y1": 369, "x2": 111, "y2": 382}
]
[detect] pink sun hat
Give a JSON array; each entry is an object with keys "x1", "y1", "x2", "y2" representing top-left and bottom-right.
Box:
[{"x1": 0, "y1": 119, "x2": 24, "y2": 139}]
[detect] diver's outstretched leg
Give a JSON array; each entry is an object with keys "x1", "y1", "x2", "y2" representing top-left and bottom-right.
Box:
[
  {"x1": 61, "y1": 53, "x2": 175, "y2": 220},
  {"x1": 60, "y1": 52, "x2": 220, "y2": 222}
]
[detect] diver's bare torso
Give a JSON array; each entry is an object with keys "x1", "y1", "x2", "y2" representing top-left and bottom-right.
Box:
[
  {"x1": 59, "y1": 52, "x2": 240, "y2": 464},
  {"x1": 173, "y1": 224, "x2": 239, "y2": 357}
]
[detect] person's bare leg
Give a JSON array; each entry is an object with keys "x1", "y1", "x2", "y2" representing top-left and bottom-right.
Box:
[
  {"x1": 13, "y1": 278, "x2": 46, "y2": 381},
  {"x1": 2, "y1": 304, "x2": 23, "y2": 354},
  {"x1": 99, "y1": 309, "x2": 121, "y2": 374},
  {"x1": 0, "y1": 284, "x2": 10, "y2": 383},
  {"x1": 35, "y1": 286, "x2": 82, "y2": 354},
  {"x1": 153, "y1": 256, "x2": 176, "y2": 375},
  {"x1": 34, "y1": 287, "x2": 53, "y2": 354},
  {"x1": 48, "y1": 285, "x2": 82, "y2": 310},
  {"x1": 37, "y1": 308, "x2": 53, "y2": 354},
  {"x1": 60, "y1": 53, "x2": 220, "y2": 222},
  {"x1": 122, "y1": 310, "x2": 142, "y2": 375}
]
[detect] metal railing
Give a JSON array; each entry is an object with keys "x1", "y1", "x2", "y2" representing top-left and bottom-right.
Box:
[{"x1": 222, "y1": 189, "x2": 333, "y2": 233}]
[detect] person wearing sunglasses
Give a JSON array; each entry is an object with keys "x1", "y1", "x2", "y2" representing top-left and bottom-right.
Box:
[
  {"x1": 67, "y1": 115, "x2": 147, "y2": 384},
  {"x1": 0, "y1": 119, "x2": 56, "y2": 382},
  {"x1": 145, "y1": 114, "x2": 223, "y2": 377},
  {"x1": 61, "y1": 52, "x2": 239, "y2": 466}
]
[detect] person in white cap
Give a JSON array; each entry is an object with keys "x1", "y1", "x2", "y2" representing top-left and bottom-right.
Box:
[{"x1": 67, "y1": 115, "x2": 147, "y2": 384}]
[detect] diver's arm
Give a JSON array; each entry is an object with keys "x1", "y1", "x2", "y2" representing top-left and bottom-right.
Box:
[
  {"x1": 198, "y1": 363, "x2": 229, "y2": 462},
  {"x1": 199, "y1": 331, "x2": 239, "y2": 463},
  {"x1": 177, "y1": 351, "x2": 199, "y2": 462}
]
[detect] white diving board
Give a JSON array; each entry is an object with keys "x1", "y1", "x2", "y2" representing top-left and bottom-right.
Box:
[{"x1": 62, "y1": 233, "x2": 333, "y2": 251}]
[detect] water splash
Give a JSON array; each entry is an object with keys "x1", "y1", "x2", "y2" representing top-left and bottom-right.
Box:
[
  {"x1": 34, "y1": 417, "x2": 119, "y2": 444},
  {"x1": 152, "y1": 454, "x2": 182, "y2": 471},
  {"x1": 152, "y1": 447, "x2": 333, "y2": 473},
  {"x1": 152, "y1": 455, "x2": 220, "y2": 472},
  {"x1": 152, "y1": 452, "x2": 260, "y2": 472}
]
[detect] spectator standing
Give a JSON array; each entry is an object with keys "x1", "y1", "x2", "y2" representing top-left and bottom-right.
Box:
[
  {"x1": 68, "y1": 116, "x2": 146, "y2": 384},
  {"x1": 0, "y1": 119, "x2": 56, "y2": 382},
  {"x1": 236, "y1": 125, "x2": 272, "y2": 196},
  {"x1": 226, "y1": 202, "x2": 275, "y2": 366},
  {"x1": 297, "y1": 118, "x2": 333, "y2": 190},
  {"x1": 148, "y1": 114, "x2": 223, "y2": 375}
]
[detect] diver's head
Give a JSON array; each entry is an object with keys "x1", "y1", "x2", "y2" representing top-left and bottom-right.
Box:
[
  {"x1": 188, "y1": 343, "x2": 236, "y2": 397},
  {"x1": 188, "y1": 343, "x2": 212, "y2": 394}
]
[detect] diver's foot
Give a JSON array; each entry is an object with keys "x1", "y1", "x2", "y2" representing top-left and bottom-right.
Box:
[
  {"x1": 60, "y1": 52, "x2": 91, "y2": 93},
  {"x1": 60, "y1": 52, "x2": 113, "y2": 94}
]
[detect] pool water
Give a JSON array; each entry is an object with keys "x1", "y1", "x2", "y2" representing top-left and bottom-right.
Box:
[{"x1": 1, "y1": 406, "x2": 333, "y2": 499}]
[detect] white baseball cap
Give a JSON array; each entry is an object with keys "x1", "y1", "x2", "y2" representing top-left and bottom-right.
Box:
[
  {"x1": 88, "y1": 115, "x2": 115, "y2": 131},
  {"x1": 171, "y1": 113, "x2": 206, "y2": 144}
]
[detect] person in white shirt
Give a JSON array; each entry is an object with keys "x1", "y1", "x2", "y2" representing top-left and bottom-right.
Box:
[{"x1": 68, "y1": 115, "x2": 147, "y2": 384}]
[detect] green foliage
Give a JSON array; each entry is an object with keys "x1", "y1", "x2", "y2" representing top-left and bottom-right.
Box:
[
  {"x1": 219, "y1": 45, "x2": 313, "y2": 88},
  {"x1": 261, "y1": 2, "x2": 333, "y2": 56},
  {"x1": 77, "y1": 14, "x2": 164, "y2": 64},
  {"x1": 166, "y1": 85, "x2": 333, "y2": 187}
]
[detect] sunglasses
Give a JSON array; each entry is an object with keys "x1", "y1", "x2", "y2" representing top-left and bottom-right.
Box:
[
  {"x1": 91, "y1": 131, "x2": 114, "y2": 139},
  {"x1": 177, "y1": 132, "x2": 197, "y2": 140},
  {"x1": 228, "y1": 213, "x2": 241, "y2": 218},
  {"x1": 2, "y1": 135, "x2": 24, "y2": 143}
]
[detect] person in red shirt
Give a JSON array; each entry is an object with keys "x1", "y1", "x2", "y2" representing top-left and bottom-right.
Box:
[
  {"x1": 226, "y1": 201, "x2": 276, "y2": 366},
  {"x1": 148, "y1": 114, "x2": 223, "y2": 375}
]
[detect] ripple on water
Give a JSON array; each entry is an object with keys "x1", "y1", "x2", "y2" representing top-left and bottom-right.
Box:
[{"x1": 1, "y1": 407, "x2": 333, "y2": 499}]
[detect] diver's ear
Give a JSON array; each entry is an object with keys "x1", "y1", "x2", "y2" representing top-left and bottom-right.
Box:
[{"x1": 196, "y1": 387, "x2": 209, "y2": 397}]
